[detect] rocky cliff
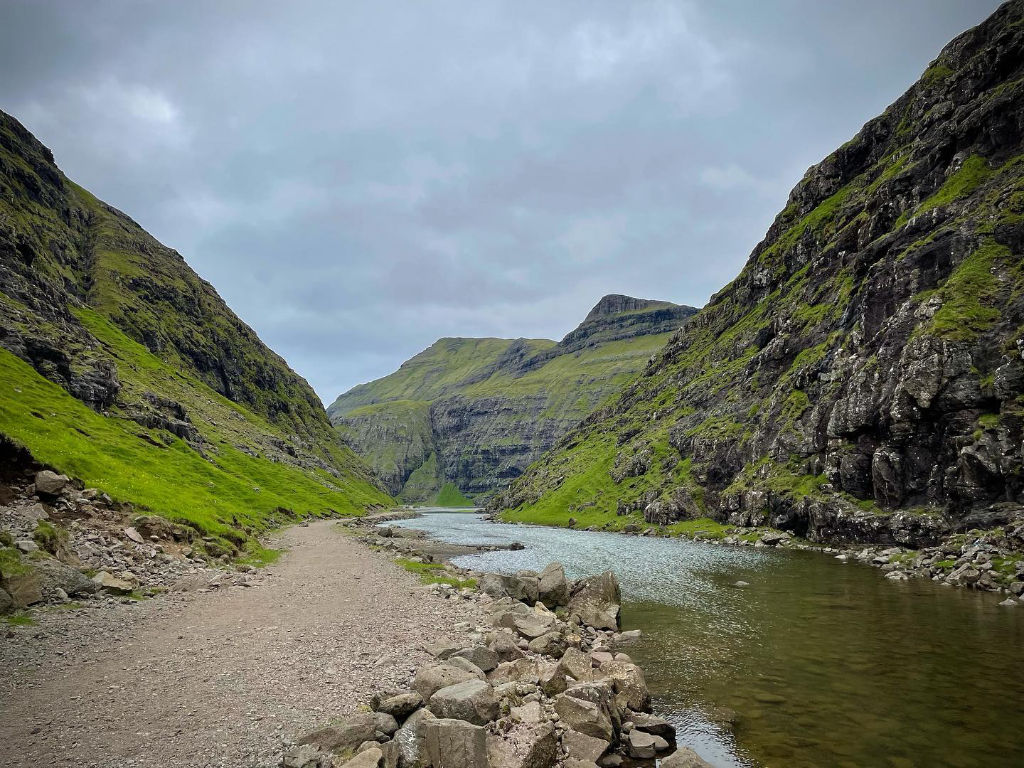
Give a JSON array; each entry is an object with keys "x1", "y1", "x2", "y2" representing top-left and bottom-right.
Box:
[
  {"x1": 330, "y1": 297, "x2": 697, "y2": 502},
  {"x1": 0, "y1": 110, "x2": 391, "y2": 550},
  {"x1": 492, "y1": 2, "x2": 1024, "y2": 547}
]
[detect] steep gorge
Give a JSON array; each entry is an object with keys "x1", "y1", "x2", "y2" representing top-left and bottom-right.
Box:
[
  {"x1": 492, "y1": 1, "x2": 1024, "y2": 547},
  {"x1": 329, "y1": 297, "x2": 696, "y2": 502}
]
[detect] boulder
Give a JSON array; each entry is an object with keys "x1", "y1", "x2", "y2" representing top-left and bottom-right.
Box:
[
  {"x1": 445, "y1": 656, "x2": 487, "y2": 679},
  {"x1": 298, "y1": 713, "x2": 379, "y2": 754},
  {"x1": 394, "y1": 707, "x2": 436, "y2": 767},
  {"x1": 510, "y1": 701, "x2": 543, "y2": 724},
  {"x1": 568, "y1": 571, "x2": 621, "y2": 630},
  {"x1": 281, "y1": 743, "x2": 331, "y2": 768},
  {"x1": 0, "y1": 559, "x2": 42, "y2": 608},
  {"x1": 428, "y1": 641, "x2": 463, "y2": 660},
  {"x1": 659, "y1": 746, "x2": 713, "y2": 767},
  {"x1": 561, "y1": 729, "x2": 609, "y2": 762},
  {"x1": 423, "y1": 718, "x2": 489, "y2": 768},
  {"x1": 91, "y1": 571, "x2": 136, "y2": 594},
  {"x1": 489, "y1": 658, "x2": 541, "y2": 686},
  {"x1": 537, "y1": 663, "x2": 567, "y2": 697},
  {"x1": 0, "y1": 587, "x2": 12, "y2": 614},
  {"x1": 375, "y1": 691, "x2": 423, "y2": 721},
  {"x1": 513, "y1": 614, "x2": 555, "y2": 640},
  {"x1": 480, "y1": 573, "x2": 510, "y2": 599},
  {"x1": 488, "y1": 631, "x2": 526, "y2": 661},
  {"x1": 528, "y1": 631, "x2": 566, "y2": 658},
  {"x1": 558, "y1": 648, "x2": 592, "y2": 681},
  {"x1": 486, "y1": 721, "x2": 558, "y2": 768},
  {"x1": 34, "y1": 557, "x2": 99, "y2": 598},
  {"x1": 553, "y1": 694, "x2": 613, "y2": 742},
  {"x1": 452, "y1": 645, "x2": 500, "y2": 672},
  {"x1": 428, "y1": 679, "x2": 499, "y2": 725},
  {"x1": 538, "y1": 562, "x2": 570, "y2": 607},
  {"x1": 340, "y1": 747, "x2": 383, "y2": 768},
  {"x1": 630, "y1": 712, "x2": 675, "y2": 744},
  {"x1": 413, "y1": 662, "x2": 483, "y2": 700},
  {"x1": 625, "y1": 729, "x2": 669, "y2": 759},
  {"x1": 596, "y1": 661, "x2": 650, "y2": 712},
  {"x1": 34, "y1": 470, "x2": 69, "y2": 497}
]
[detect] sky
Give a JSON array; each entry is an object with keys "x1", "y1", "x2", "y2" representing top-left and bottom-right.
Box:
[{"x1": 0, "y1": 0, "x2": 1001, "y2": 403}]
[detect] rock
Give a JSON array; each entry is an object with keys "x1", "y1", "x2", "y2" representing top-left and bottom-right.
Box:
[
  {"x1": 528, "y1": 631, "x2": 567, "y2": 658},
  {"x1": 445, "y1": 656, "x2": 487, "y2": 679},
  {"x1": 561, "y1": 729, "x2": 609, "y2": 762},
  {"x1": 124, "y1": 527, "x2": 146, "y2": 544},
  {"x1": 489, "y1": 631, "x2": 526, "y2": 661},
  {"x1": 0, "y1": 563, "x2": 42, "y2": 608},
  {"x1": 413, "y1": 662, "x2": 483, "y2": 701},
  {"x1": 759, "y1": 532, "x2": 790, "y2": 546},
  {"x1": 734, "y1": 580, "x2": 750, "y2": 588},
  {"x1": 34, "y1": 557, "x2": 100, "y2": 598},
  {"x1": 611, "y1": 629, "x2": 641, "y2": 646},
  {"x1": 659, "y1": 746, "x2": 713, "y2": 767},
  {"x1": 557, "y1": 647, "x2": 592, "y2": 682},
  {"x1": 590, "y1": 651, "x2": 614, "y2": 667},
  {"x1": 34, "y1": 470, "x2": 69, "y2": 497},
  {"x1": 999, "y1": 598, "x2": 1018, "y2": 607},
  {"x1": 553, "y1": 694, "x2": 613, "y2": 742},
  {"x1": 14, "y1": 539, "x2": 37, "y2": 554},
  {"x1": 281, "y1": 743, "x2": 331, "y2": 768},
  {"x1": 428, "y1": 641, "x2": 463, "y2": 660},
  {"x1": 340, "y1": 747, "x2": 383, "y2": 768},
  {"x1": 513, "y1": 614, "x2": 556, "y2": 640},
  {"x1": 537, "y1": 663, "x2": 567, "y2": 697},
  {"x1": 487, "y1": 721, "x2": 558, "y2": 768},
  {"x1": 596, "y1": 661, "x2": 650, "y2": 712},
  {"x1": 625, "y1": 729, "x2": 669, "y2": 759},
  {"x1": 423, "y1": 718, "x2": 489, "y2": 768},
  {"x1": 480, "y1": 573, "x2": 511, "y2": 599},
  {"x1": 452, "y1": 645, "x2": 500, "y2": 673},
  {"x1": 538, "y1": 562, "x2": 570, "y2": 607},
  {"x1": 630, "y1": 712, "x2": 675, "y2": 744},
  {"x1": 568, "y1": 571, "x2": 621, "y2": 631},
  {"x1": 489, "y1": 659, "x2": 541, "y2": 686},
  {"x1": 91, "y1": 570, "x2": 136, "y2": 594},
  {"x1": 0, "y1": 587, "x2": 12, "y2": 613},
  {"x1": 372, "y1": 712, "x2": 399, "y2": 738},
  {"x1": 394, "y1": 707, "x2": 436, "y2": 768},
  {"x1": 428, "y1": 679, "x2": 499, "y2": 725},
  {"x1": 298, "y1": 713, "x2": 379, "y2": 754},
  {"x1": 510, "y1": 700, "x2": 543, "y2": 724},
  {"x1": 376, "y1": 691, "x2": 423, "y2": 721}
]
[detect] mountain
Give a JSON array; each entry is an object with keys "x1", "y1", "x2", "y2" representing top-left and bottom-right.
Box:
[
  {"x1": 0, "y1": 110, "x2": 391, "y2": 555},
  {"x1": 491, "y1": 2, "x2": 1024, "y2": 547},
  {"x1": 328, "y1": 296, "x2": 697, "y2": 502}
]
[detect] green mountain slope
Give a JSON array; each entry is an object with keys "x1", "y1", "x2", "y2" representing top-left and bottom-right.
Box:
[
  {"x1": 329, "y1": 296, "x2": 697, "y2": 502},
  {"x1": 492, "y1": 2, "x2": 1024, "y2": 546},
  {"x1": 0, "y1": 110, "x2": 391, "y2": 553}
]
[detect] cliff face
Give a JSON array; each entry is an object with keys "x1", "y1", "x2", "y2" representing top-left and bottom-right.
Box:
[
  {"x1": 329, "y1": 297, "x2": 697, "y2": 501},
  {"x1": 492, "y1": 2, "x2": 1024, "y2": 546},
  {"x1": 0, "y1": 110, "x2": 390, "y2": 546}
]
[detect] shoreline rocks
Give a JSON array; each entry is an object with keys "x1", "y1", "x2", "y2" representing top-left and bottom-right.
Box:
[{"x1": 283, "y1": 562, "x2": 700, "y2": 768}]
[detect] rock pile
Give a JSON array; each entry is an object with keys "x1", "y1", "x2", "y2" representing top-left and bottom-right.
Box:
[
  {"x1": 282, "y1": 563, "x2": 709, "y2": 768},
  {"x1": 1, "y1": 468, "x2": 255, "y2": 615}
]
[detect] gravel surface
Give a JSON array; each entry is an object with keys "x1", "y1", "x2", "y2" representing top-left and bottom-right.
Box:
[{"x1": 0, "y1": 520, "x2": 482, "y2": 768}]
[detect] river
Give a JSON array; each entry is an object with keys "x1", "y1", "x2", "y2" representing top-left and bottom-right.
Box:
[{"x1": 389, "y1": 509, "x2": 1024, "y2": 768}]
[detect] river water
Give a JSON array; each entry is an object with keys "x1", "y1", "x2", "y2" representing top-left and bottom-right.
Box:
[{"x1": 389, "y1": 509, "x2": 1024, "y2": 768}]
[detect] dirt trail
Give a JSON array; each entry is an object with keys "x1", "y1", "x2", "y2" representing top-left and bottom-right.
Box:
[{"x1": 0, "y1": 521, "x2": 482, "y2": 768}]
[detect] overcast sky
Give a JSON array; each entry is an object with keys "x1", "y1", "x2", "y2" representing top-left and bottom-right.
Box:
[{"x1": 0, "y1": 1, "x2": 1000, "y2": 403}]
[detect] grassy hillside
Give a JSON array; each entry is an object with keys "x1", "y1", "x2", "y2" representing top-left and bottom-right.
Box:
[
  {"x1": 0, "y1": 110, "x2": 391, "y2": 551},
  {"x1": 330, "y1": 297, "x2": 696, "y2": 502},
  {"x1": 493, "y1": 2, "x2": 1024, "y2": 546}
]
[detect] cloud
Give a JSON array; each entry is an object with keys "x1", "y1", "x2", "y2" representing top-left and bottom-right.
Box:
[{"x1": 0, "y1": 0, "x2": 1002, "y2": 402}]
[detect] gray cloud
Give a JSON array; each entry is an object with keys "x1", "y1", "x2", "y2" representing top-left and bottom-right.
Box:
[{"x1": 0, "y1": 0, "x2": 1000, "y2": 401}]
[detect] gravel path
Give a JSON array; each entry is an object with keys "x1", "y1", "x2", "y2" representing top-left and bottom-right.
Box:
[{"x1": 0, "y1": 520, "x2": 482, "y2": 768}]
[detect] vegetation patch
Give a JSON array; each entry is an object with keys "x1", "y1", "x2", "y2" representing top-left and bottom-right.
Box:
[
  {"x1": 435, "y1": 482, "x2": 474, "y2": 507},
  {"x1": 394, "y1": 557, "x2": 477, "y2": 589}
]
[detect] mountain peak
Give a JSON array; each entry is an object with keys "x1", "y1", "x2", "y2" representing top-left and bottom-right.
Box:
[{"x1": 583, "y1": 294, "x2": 674, "y2": 321}]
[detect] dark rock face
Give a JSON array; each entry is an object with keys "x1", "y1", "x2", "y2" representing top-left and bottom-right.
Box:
[
  {"x1": 493, "y1": 3, "x2": 1024, "y2": 546},
  {"x1": 330, "y1": 297, "x2": 696, "y2": 501}
]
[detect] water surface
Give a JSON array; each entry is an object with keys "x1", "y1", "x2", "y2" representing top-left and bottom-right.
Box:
[{"x1": 392, "y1": 510, "x2": 1024, "y2": 768}]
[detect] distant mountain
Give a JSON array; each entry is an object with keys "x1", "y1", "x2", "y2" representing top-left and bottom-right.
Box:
[
  {"x1": 0, "y1": 110, "x2": 390, "y2": 555},
  {"x1": 491, "y1": 1, "x2": 1024, "y2": 546},
  {"x1": 328, "y1": 296, "x2": 697, "y2": 502}
]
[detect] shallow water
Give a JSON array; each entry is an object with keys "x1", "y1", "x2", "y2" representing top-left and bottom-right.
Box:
[{"x1": 391, "y1": 510, "x2": 1024, "y2": 768}]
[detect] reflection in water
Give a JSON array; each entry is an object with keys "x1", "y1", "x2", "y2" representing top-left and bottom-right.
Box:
[{"x1": 392, "y1": 512, "x2": 1024, "y2": 768}]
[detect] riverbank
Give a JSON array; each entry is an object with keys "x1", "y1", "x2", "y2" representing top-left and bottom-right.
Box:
[{"x1": 0, "y1": 520, "x2": 483, "y2": 767}]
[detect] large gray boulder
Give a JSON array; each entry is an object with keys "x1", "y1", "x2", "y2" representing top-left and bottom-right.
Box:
[
  {"x1": 0, "y1": 587, "x2": 12, "y2": 614},
  {"x1": 596, "y1": 660, "x2": 650, "y2": 712},
  {"x1": 34, "y1": 557, "x2": 99, "y2": 598},
  {"x1": 630, "y1": 712, "x2": 676, "y2": 744},
  {"x1": 659, "y1": 746, "x2": 713, "y2": 767},
  {"x1": 568, "y1": 571, "x2": 621, "y2": 630},
  {"x1": 0, "y1": 555, "x2": 42, "y2": 608},
  {"x1": 413, "y1": 661, "x2": 483, "y2": 701},
  {"x1": 557, "y1": 647, "x2": 592, "y2": 682},
  {"x1": 339, "y1": 747, "x2": 383, "y2": 768},
  {"x1": 486, "y1": 721, "x2": 558, "y2": 768},
  {"x1": 626, "y1": 729, "x2": 670, "y2": 759},
  {"x1": 452, "y1": 645, "x2": 500, "y2": 673},
  {"x1": 513, "y1": 613, "x2": 556, "y2": 640},
  {"x1": 553, "y1": 694, "x2": 613, "y2": 742},
  {"x1": 528, "y1": 631, "x2": 566, "y2": 658},
  {"x1": 375, "y1": 691, "x2": 423, "y2": 721},
  {"x1": 423, "y1": 718, "x2": 489, "y2": 768},
  {"x1": 561, "y1": 729, "x2": 609, "y2": 762},
  {"x1": 538, "y1": 562, "x2": 570, "y2": 607},
  {"x1": 394, "y1": 707, "x2": 436, "y2": 767},
  {"x1": 297, "y1": 712, "x2": 387, "y2": 754},
  {"x1": 34, "y1": 470, "x2": 69, "y2": 497},
  {"x1": 281, "y1": 743, "x2": 331, "y2": 768},
  {"x1": 428, "y1": 679, "x2": 499, "y2": 725}
]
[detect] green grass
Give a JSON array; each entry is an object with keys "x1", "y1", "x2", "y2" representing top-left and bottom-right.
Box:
[
  {"x1": 915, "y1": 155, "x2": 992, "y2": 216},
  {"x1": 664, "y1": 518, "x2": 733, "y2": 540},
  {"x1": 0, "y1": 348, "x2": 389, "y2": 545},
  {"x1": 925, "y1": 239, "x2": 1005, "y2": 341},
  {"x1": 4, "y1": 612, "x2": 36, "y2": 626},
  {"x1": 435, "y1": 482, "x2": 474, "y2": 507},
  {"x1": 394, "y1": 557, "x2": 477, "y2": 589}
]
